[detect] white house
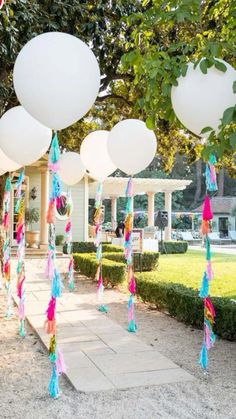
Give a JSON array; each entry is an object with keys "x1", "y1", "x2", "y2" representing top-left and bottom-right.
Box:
[{"x1": 9, "y1": 156, "x2": 191, "y2": 247}]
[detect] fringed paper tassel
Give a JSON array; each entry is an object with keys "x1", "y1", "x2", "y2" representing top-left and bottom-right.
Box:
[
  {"x1": 51, "y1": 269, "x2": 62, "y2": 298},
  {"x1": 48, "y1": 364, "x2": 59, "y2": 399},
  {"x1": 45, "y1": 297, "x2": 56, "y2": 334},
  {"x1": 205, "y1": 154, "x2": 218, "y2": 192},
  {"x1": 65, "y1": 218, "x2": 74, "y2": 290},
  {"x1": 45, "y1": 247, "x2": 55, "y2": 279},
  {"x1": 124, "y1": 177, "x2": 136, "y2": 332},
  {"x1": 56, "y1": 347, "x2": 66, "y2": 375},
  {"x1": 2, "y1": 176, "x2": 12, "y2": 318}
]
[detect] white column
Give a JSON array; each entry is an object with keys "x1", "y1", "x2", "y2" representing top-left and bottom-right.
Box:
[
  {"x1": 164, "y1": 191, "x2": 172, "y2": 241},
  {"x1": 39, "y1": 167, "x2": 49, "y2": 248},
  {"x1": 147, "y1": 192, "x2": 155, "y2": 227},
  {"x1": 111, "y1": 197, "x2": 117, "y2": 230}
]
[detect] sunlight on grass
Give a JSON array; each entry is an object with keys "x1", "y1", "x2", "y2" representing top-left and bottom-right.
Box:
[{"x1": 156, "y1": 250, "x2": 236, "y2": 298}]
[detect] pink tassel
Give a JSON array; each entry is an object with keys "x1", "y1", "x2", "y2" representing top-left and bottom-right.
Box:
[
  {"x1": 17, "y1": 278, "x2": 24, "y2": 299},
  {"x1": 206, "y1": 261, "x2": 213, "y2": 280},
  {"x1": 16, "y1": 223, "x2": 24, "y2": 244},
  {"x1": 2, "y1": 213, "x2": 9, "y2": 229},
  {"x1": 56, "y1": 348, "x2": 66, "y2": 375},
  {"x1": 65, "y1": 221, "x2": 71, "y2": 233},
  {"x1": 18, "y1": 300, "x2": 25, "y2": 319},
  {"x1": 205, "y1": 325, "x2": 211, "y2": 350},
  {"x1": 46, "y1": 297, "x2": 56, "y2": 321},
  {"x1": 202, "y1": 196, "x2": 213, "y2": 221},
  {"x1": 45, "y1": 252, "x2": 54, "y2": 279},
  {"x1": 48, "y1": 161, "x2": 59, "y2": 172},
  {"x1": 126, "y1": 177, "x2": 133, "y2": 197},
  {"x1": 56, "y1": 196, "x2": 62, "y2": 209},
  {"x1": 128, "y1": 267, "x2": 136, "y2": 294},
  {"x1": 97, "y1": 275, "x2": 103, "y2": 290},
  {"x1": 47, "y1": 199, "x2": 55, "y2": 224},
  {"x1": 210, "y1": 165, "x2": 217, "y2": 184}
]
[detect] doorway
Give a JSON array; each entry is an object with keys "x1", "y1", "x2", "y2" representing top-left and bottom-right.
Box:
[{"x1": 218, "y1": 217, "x2": 229, "y2": 238}]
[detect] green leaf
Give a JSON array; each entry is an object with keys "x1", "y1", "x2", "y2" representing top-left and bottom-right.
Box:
[
  {"x1": 200, "y1": 126, "x2": 213, "y2": 134},
  {"x1": 222, "y1": 107, "x2": 235, "y2": 126},
  {"x1": 233, "y1": 81, "x2": 236, "y2": 94},
  {"x1": 146, "y1": 115, "x2": 155, "y2": 130},
  {"x1": 229, "y1": 133, "x2": 236, "y2": 149},
  {"x1": 200, "y1": 59, "x2": 208, "y2": 74},
  {"x1": 214, "y1": 60, "x2": 227, "y2": 73}
]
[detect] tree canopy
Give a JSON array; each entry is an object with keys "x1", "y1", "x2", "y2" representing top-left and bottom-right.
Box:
[{"x1": 0, "y1": 0, "x2": 235, "y2": 174}]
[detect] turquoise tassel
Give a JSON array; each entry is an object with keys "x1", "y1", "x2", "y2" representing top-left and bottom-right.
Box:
[
  {"x1": 199, "y1": 342, "x2": 208, "y2": 369},
  {"x1": 48, "y1": 365, "x2": 59, "y2": 399},
  {"x1": 205, "y1": 238, "x2": 211, "y2": 261},
  {"x1": 19, "y1": 319, "x2": 26, "y2": 337},
  {"x1": 199, "y1": 272, "x2": 209, "y2": 298},
  {"x1": 49, "y1": 352, "x2": 57, "y2": 363},
  {"x1": 50, "y1": 133, "x2": 60, "y2": 164},
  {"x1": 98, "y1": 304, "x2": 109, "y2": 313},
  {"x1": 5, "y1": 176, "x2": 11, "y2": 192},
  {"x1": 126, "y1": 197, "x2": 133, "y2": 214},
  {"x1": 68, "y1": 281, "x2": 75, "y2": 291},
  {"x1": 51, "y1": 269, "x2": 62, "y2": 298},
  {"x1": 52, "y1": 173, "x2": 62, "y2": 199},
  {"x1": 127, "y1": 319, "x2": 137, "y2": 333}
]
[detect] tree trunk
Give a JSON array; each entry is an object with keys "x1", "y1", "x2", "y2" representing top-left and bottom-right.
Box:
[
  {"x1": 192, "y1": 159, "x2": 202, "y2": 208},
  {"x1": 217, "y1": 167, "x2": 224, "y2": 197}
]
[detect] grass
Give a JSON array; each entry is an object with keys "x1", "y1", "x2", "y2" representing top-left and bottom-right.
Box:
[{"x1": 153, "y1": 250, "x2": 236, "y2": 299}]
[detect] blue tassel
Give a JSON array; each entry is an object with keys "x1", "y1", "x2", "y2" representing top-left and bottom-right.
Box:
[
  {"x1": 51, "y1": 269, "x2": 62, "y2": 298},
  {"x1": 96, "y1": 245, "x2": 102, "y2": 262},
  {"x1": 5, "y1": 176, "x2": 11, "y2": 192},
  {"x1": 48, "y1": 365, "x2": 59, "y2": 399},
  {"x1": 50, "y1": 133, "x2": 60, "y2": 164},
  {"x1": 49, "y1": 352, "x2": 57, "y2": 363},
  {"x1": 199, "y1": 272, "x2": 209, "y2": 298},
  {"x1": 98, "y1": 304, "x2": 109, "y2": 313},
  {"x1": 52, "y1": 173, "x2": 62, "y2": 199},
  {"x1": 199, "y1": 342, "x2": 208, "y2": 369},
  {"x1": 19, "y1": 319, "x2": 26, "y2": 337}
]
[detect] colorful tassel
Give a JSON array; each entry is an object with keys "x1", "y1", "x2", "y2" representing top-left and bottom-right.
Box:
[
  {"x1": 199, "y1": 272, "x2": 209, "y2": 298},
  {"x1": 2, "y1": 176, "x2": 12, "y2": 318},
  {"x1": 202, "y1": 195, "x2": 213, "y2": 221},
  {"x1": 56, "y1": 348, "x2": 66, "y2": 375},
  {"x1": 51, "y1": 269, "x2": 62, "y2": 298},
  {"x1": 48, "y1": 365, "x2": 59, "y2": 399},
  {"x1": 199, "y1": 342, "x2": 208, "y2": 369}
]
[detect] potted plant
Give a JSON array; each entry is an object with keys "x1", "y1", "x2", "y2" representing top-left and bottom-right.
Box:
[{"x1": 25, "y1": 207, "x2": 40, "y2": 248}]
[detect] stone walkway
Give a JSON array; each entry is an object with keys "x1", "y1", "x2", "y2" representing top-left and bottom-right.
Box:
[{"x1": 13, "y1": 260, "x2": 194, "y2": 392}]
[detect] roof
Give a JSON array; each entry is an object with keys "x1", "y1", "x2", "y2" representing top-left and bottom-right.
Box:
[
  {"x1": 194, "y1": 197, "x2": 236, "y2": 214},
  {"x1": 89, "y1": 177, "x2": 191, "y2": 198}
]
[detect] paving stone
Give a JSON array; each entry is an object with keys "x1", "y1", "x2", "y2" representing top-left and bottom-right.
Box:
[
  {"x1": 67, "y1": 365, "x2": 115, "y2": 392},
  {"x1": 107, "y1": 368, "x2": 194, "y2": 389},
  {"x1": 87, "y1": 351, "x2": 178, "y2": 375},
  {"x1": 63, "y1": 351, "x2": 96, "y2": 369},
  {"x1": 98, "y1": 332, "x2": 153, "y2": 353},
  {"x1": 59, "y1": 339, "x2": 110, "y2": 354}
]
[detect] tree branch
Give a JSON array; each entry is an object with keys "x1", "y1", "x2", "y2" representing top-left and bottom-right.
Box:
[{"x1": 96, "y1": 94, "x2": 132, "y2": 106}]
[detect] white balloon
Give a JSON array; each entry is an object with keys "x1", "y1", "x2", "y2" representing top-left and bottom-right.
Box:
[
  {"x1": 0, "y1": 168, "x2": 6, "y2": 176},
  {"x1": 80, "y1": 130, "x2": 116, "y2": 181},
  {"x1": 58, "y1": 152, "x2": 85, "y2": 186},
  {"x1": 0, "y1": 147, "x2": 21, "y2": 172},
  {"x1": 13, "y1": 32, "x2": 100, "y2": 130},
  {"x1": 107, "y1": 119, "x2": 156, "y2": 175},
  {"x1": 171, "y1": 60, "x2": 236, "y2": 136},
  {"x1": 0, "y1": 106, "x2": 52, "y2": 166}
]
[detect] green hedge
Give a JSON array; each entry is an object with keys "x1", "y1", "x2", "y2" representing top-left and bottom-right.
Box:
[
  {"x1": 135, "y1": 272, "x2": 236, "y2": 341},
  {"x1": 73, "y1": 253, "x2": 126, "y2": 287},
  {"x1": 159, "y1": 241, "x2": 188, "y2": 254},
  {"x1": 103, "y1": 251, "x2": 159, "y2": 272},
  {"x1": 63, "y1": 241, "x2": 110, "y2": 254},
  {"x1": 102, "y1": 244, "x2": 123, "y2": 253}
]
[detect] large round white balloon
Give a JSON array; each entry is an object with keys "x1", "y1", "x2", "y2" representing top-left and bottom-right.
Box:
[
  {"x1": 58, "y1": 152, "x2": 85, "y2": 186},
  {"x1": 0, "y1": 148, "x2": 21, "y2": 172},
  {"x1": 13, "y1": 32, "x2": 100, "y2": 130},
  {"x1": 171, "y1": 60, "x2": 236, "y2": 136},
  {"x1": 80, "y1": 130, "x2": 116, "y2": 181},
  {"x1": 0, "y1": 106, "x2": 52, "y2": 166},
  {"x1": 107, "y1": 119, "x2": 156, "y2": 175},
  {"x1": 0, "y1": 168, "x2": 6, "y2": 176}
]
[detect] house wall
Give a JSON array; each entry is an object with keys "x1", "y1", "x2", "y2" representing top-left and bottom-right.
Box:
[{"x1": 25, "y1": 167, "x2": 87, "y2": 241}]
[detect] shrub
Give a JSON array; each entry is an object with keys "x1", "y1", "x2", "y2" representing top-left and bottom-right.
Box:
[
  {"x1": 159, "y1": 240, "x2": 188, "y2": 254},
  {"x1": 102, "y1": 244, "x2": 123, "y2": 253},
  {"x1": 103, "y1": 251, "x2": 159, "y2": 272},
  {"x1": 135, "y1": 272, "x2": 236, "y2": 341},
  {"x1": 73, "y1": 253, "x2": 126, "y2": 287},
  {"x1": 63, "y1": 241, "x2": 110, "y2": 254},
  {"x1": 55, "y1": 235, "x2": 64, "y2": 246}
]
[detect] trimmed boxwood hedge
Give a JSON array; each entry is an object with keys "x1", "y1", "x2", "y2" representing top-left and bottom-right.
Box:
[
  {"x1": 73, "y1": 253, "x2": 126, "y2": 287},
  {"x1": 103, "y1": 251, "x2": 159, "y2": 272},
  {"x1": 63, "y1": 241, "x2": 122, "y2": 254},
  {"x1": 135, "y1": 272, "x2": 236, "y2": 341},
  {"x1": 159, "y1": 240, "x2": 188, "y2": 254}
]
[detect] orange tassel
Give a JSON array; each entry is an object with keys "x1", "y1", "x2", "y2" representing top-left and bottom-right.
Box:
[
  {"x1": 44, "y1": 319, "x2": 56, "y2": 334},
  {"x1": 47, "y1": 199, "x2": 55, "y2": 224},
  {"x1": 201, "y1": 220, "x2": 209, "y2": 235}
]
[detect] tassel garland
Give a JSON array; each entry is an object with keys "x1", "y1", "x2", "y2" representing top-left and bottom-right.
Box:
[
  {"x1": 2, "y1": 176, "x2": 12, "y2": 318},
  {"x1": 198, "y1": 155, "x2": 217, "y2": 371},
  {"x1": 124, "y1": 177, "x2": 136, "y2": 332},
  {"x1": 45, "y1": 132, "x2": 64, "y2": 398},
  {"x1": 65, "y1": 216, "x2": 74, "y2": 290}
]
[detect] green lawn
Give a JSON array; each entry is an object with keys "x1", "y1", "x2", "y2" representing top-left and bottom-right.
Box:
[{"x1": 155, "y1": 250, "x2": 236, "y2": 299}]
